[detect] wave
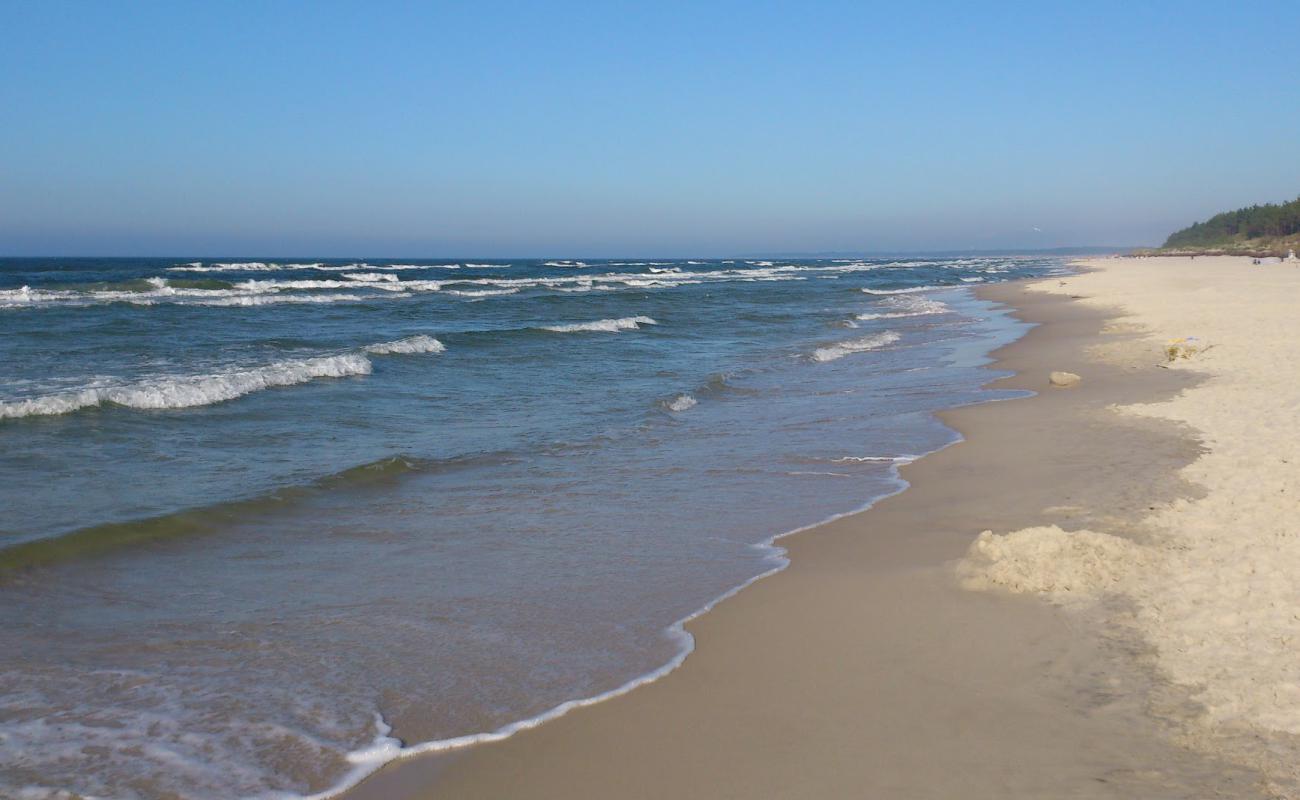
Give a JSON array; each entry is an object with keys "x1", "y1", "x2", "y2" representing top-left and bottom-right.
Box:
[
  {"x1": 540, "y1": 316, "x2": 657, "y2": 333},
  {"x1": 8, "y1": 263, "x2": 971, "y2": 312},
  {"x1": 860, "y1": 285, "x2": 942, "y2": 295},
  {"x1": 543, "y1": 260, "x2": 588, "y2": 268},
  {"x1": 234, "y1": 279, "x2": 407, "y2": 293},
  {"x1": 0, "y1": 281, "x2": 400, "y2": 309},
  {"x1": 364, "y1": 336, "x2": 446, "y2": 355},
  {"x1": 0, "y1": 354, "x2": 371, "y2": 420},
  {"x1": 811, "y1": 330, "x2": 901, "y2": 362},
  {"x1": 166, "y1": 262, "x2": 330, "y2": 272},
  {"x1": 444, "y1": 288, "x2": 520, "y2": 298},
  {"x1": 167, "y1": 263, "x2": 439, "y2": 274},
  {"x1": 464, "y1": 263, "x2": 510, "y2": 269},
  {"x1": 855, "y1": 295, "x2": 950, "y2": 321},
  {"x1": 209, "y1": 262, "x2": 283, "y2": 271},
  {"x1": 0, "y1": 453, "x2": 505, "y2": 575},
  {"x1": 193, "y1": 293, "x2": 382, "y2": 306},
  {"x1": 664, "y1": 394, "x2": 697, "y2": 412}
]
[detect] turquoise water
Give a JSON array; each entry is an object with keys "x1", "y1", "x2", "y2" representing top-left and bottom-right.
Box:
[{"x1": 0, "y1": 256, "x2": 1062, "y2": 798}]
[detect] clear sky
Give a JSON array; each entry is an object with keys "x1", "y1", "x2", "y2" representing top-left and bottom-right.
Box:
[{"x1": 2, "y1": 1, "x2": 1298, "y2": 257}]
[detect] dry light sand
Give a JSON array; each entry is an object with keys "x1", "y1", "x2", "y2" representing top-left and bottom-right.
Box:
[
  {"x1": 970, "y1": 256, "x2": 1300, "y2": 794},
  {"x1": 344, "y1": 256, "x2": 1300, "y2": 799}
]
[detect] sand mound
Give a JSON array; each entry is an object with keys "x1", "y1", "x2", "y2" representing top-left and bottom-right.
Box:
[{"x1": 959, "y1": 525, "x2": 1147, "y2": 603}]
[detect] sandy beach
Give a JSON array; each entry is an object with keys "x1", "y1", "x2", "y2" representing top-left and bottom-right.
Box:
[{"x1": 339, "y1": 255, "x2": 1300, "y2": 798}]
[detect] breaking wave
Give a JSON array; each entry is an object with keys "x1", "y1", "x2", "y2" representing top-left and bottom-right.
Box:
[
  {"x1": 0, "y1": 355, "x2": 372, "y2": 420},
  {"x1": 855, "y1": 295, "x2": 951, "y2": 320},
  {"x1": 860, "y1": 285, "x2": 942, "y2": 295},
  {"x1": 540, "y1": 316, "x2": 658, "y2": 333},
  {"x1": 665, "y1": 394, "x2": 697, "y2": 412},
  {"x1": 445, "y1": 288, "x2": 520, "y2": 298},
  {"x1": 365, "y1": 336, "x2": 446, "y2": 355},
  {"x1": 811, "y1": 331, "x2": 901, "y2": 362}
]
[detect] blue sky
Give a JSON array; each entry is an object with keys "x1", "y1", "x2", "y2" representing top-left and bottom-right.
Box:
[{"x1": 2, "y1": 1, "x2": 1297, "y2": 256}]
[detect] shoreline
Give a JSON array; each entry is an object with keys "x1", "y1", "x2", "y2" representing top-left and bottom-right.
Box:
[{"x1": 342, "y1": 261, "x2": 1273, "y2": 799}]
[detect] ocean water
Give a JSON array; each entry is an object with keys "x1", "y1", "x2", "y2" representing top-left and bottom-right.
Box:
[{"x1": 0, "y1": 255, "x2": 1064, "y2": 799}]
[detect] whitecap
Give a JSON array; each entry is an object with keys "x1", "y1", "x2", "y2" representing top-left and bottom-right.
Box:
[
  {"x1": 0, "y1": 354, "x2": 372, "y2": 419},
  {"x1": 540, "y1": 316, "x2": 657, "y2": 333},
  {"x1": 665, "y1": 394, "x2": 697, "y2": 412},
  {"x1": 860, "y1": 285, "x2": 942, "y2": 295},
  {"x1": 855, "y1": 295, "x2": 950, "y2": 321},
  {"x1": 365, "y1": 336, "x2": 446, "y2": 355},
  {"x1": 444, "y1": 288, "x2": 520, "y2": 298},
  {"x1": 194, "y1": 293, "x2": 382, "y2": 307},
  {"x1": 811, "y1": 330, "x2": 901, "y2": 362}
]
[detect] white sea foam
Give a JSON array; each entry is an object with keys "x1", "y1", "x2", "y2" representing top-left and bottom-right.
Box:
[
  {"x1": 540, "y1": 316, "x2": 658, "y2": 333},
  {"x1": 860, "y1": 285, "x2": 942, "y2": 295},
  {"x1": 168, "y1": 262, "x2": 430, "y2": 273},
  {"x1": 234, "y1": 279, "x2": 406, "y2": 293},
  {"x1": 811, "y1": 330, "x2": 901, "y2": 362},
  {"x1": 194, "y1": 293, "x2": 381, "y2": 306},
  {"x1": 855, "y1": 295, "x2": 951, "y2": 320},
  {"x1": 665, "y1": 394, "x2": 697, "y2": 412},
  {"x1": 444, "y1": 288, "x2": 520, "y2": 298},
  {"x1": 7, "y1": 263, "x2": 978, "y2": 313},
  {"x1": 364, "y1": 336, "x2": 446, "y2": 355},
  {"x1": 544, "y1": 260, "x2": 589, "y2": 268},
  {"x1": 0, "y1": 355, "x2": 372, "y2": 419},
  {"x1": 832, "y1": 454, "x2": 919, "y2": 463},
  {"x1": 210, "y1": 262, "x2": 279, "y2": 271},
  {"x1": 464, "y1": 263, "x2": 509, "y2": 268},
  {"x1": 6, "y1": 260, "x2": 1000, "y2": 313},
  {"x1": 0, "y1": 281, "x2": 405, "y2": 309}
]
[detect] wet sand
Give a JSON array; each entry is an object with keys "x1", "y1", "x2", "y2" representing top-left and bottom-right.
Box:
[{"x1": 343, "y1": 269, "x2": 1268, "y2": 799}]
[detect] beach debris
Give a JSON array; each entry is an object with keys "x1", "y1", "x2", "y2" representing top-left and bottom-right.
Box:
[
  {"x1": 1163, "y1": 337, "x2": 1203, "y2": 361},
  {"x1": 957, "y1": 525, "x2": 1148, "y2": 604},
  {"x1": 1049, "y1": 371, "x2": 1081, "y2": 387}
]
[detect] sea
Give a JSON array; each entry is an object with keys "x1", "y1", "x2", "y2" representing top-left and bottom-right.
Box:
[{"x1": 0, "y1": 255, "x2": 1067, "y2": 799}]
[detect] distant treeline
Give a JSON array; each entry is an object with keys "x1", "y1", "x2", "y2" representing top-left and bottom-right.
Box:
[{"x1": 1164, "y1": 196, "x2": 1300, "y2": 248}]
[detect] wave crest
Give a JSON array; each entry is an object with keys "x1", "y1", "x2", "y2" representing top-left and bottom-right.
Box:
[
  {"x1": 811, "y1": 331, "x2": 901, "y2": 362},
  {"x1": 364, "y1": 336, "x2": 446, "y2": 355},
  {"x1": 0, "y1": 355, "x2": 372, "y2": 420},
  {"x1": 665, "y1": 394, "x2": 697, "y2": 412},
  {"x1": 540, "y1": 316, "x2": 657, "y2": 333}
]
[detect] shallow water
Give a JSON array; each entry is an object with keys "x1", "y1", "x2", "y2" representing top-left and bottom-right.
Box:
[{"x1": 0, "y1": 255, "x2": 1063, "y2": 799}]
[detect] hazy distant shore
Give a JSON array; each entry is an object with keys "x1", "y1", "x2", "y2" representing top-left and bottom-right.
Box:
[{"x1": 341, "y1": 256, "x2": 1300, "y2": 798}]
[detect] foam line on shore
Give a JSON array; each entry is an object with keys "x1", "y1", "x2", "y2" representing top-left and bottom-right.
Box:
[{"x1": 300, "y1": 433, "x2": 963, "y2": 800}]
